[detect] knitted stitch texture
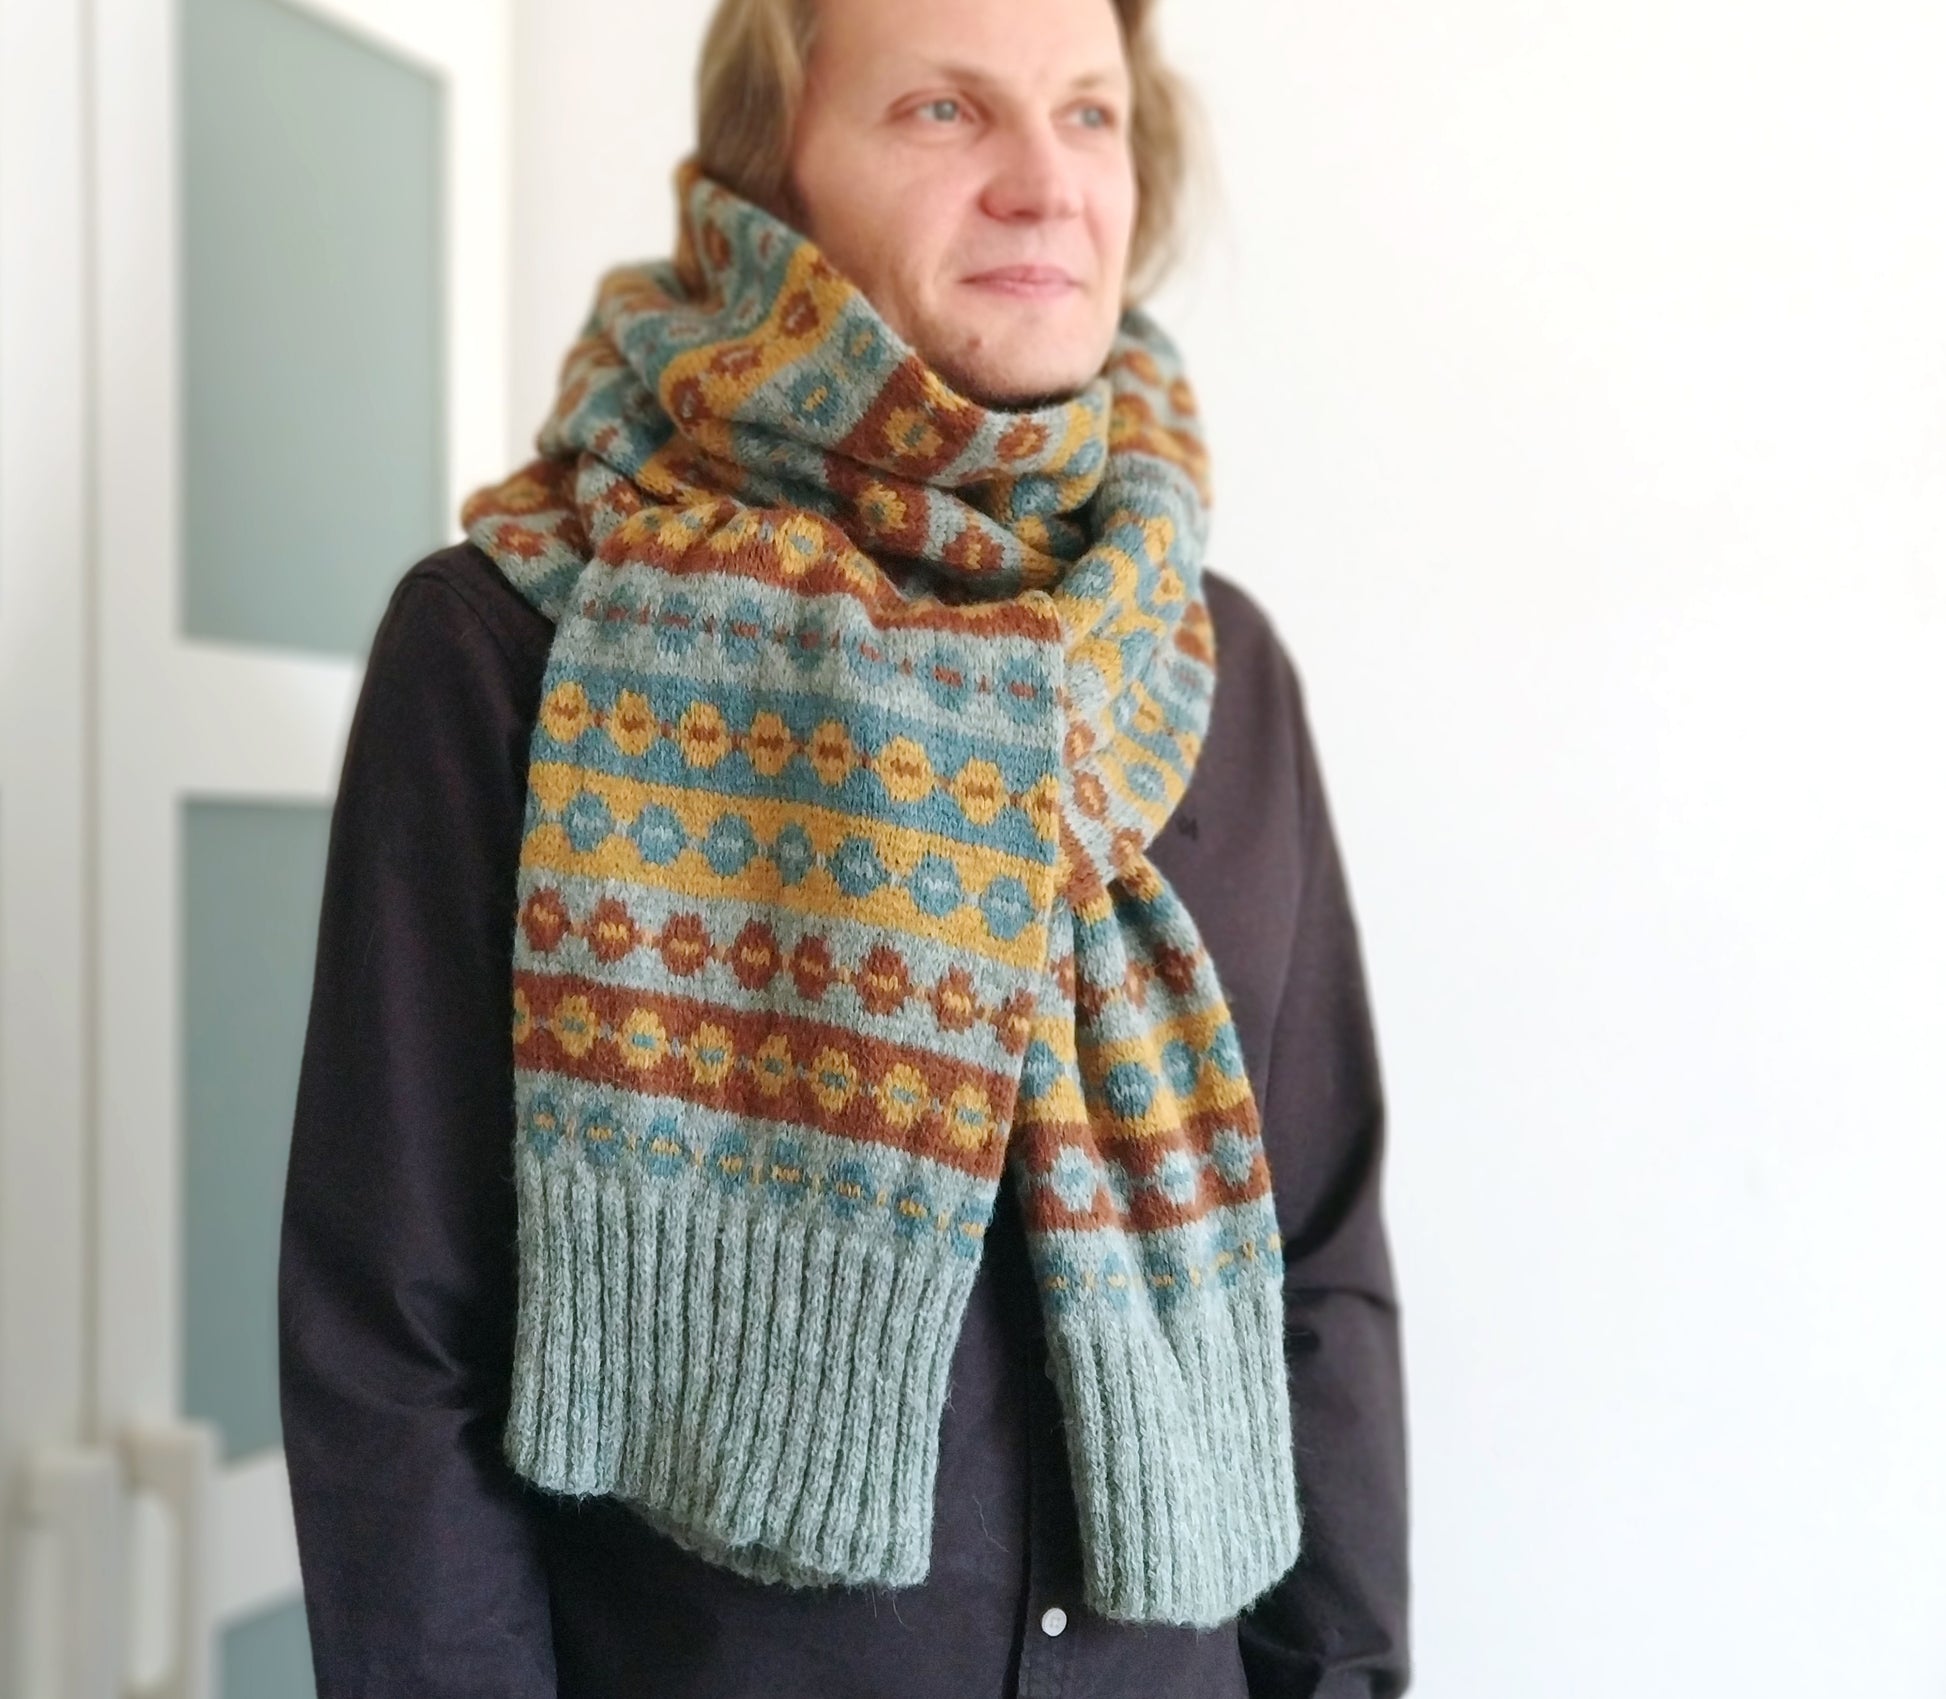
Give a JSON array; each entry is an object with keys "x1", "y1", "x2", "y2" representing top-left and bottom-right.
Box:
[{"x1": 459, "y1": 161, "x2": 1302, "y2": 1628}]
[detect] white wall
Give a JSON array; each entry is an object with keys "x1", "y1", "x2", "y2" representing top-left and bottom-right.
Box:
[
  {"x1": 508, "y1": 0, "x2": 697, "y2": 442},
  {"x1": 510, "y1": 4, "x2": 1946, "y2": 1693}
]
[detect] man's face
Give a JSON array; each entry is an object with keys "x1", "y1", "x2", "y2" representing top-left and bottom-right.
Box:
[{"x1": 785, "y1": 0, "x2": 1137, "y2": 408}]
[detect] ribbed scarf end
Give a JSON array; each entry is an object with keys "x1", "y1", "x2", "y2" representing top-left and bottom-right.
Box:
[
  {"x1": 1045, "y1": 1273, "x2": 1304, "y2": 1628},
  {"x1": 502, "y1": 1154, "x2": 979, "y2": 1591}
]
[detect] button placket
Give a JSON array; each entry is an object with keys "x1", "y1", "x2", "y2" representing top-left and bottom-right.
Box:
[{"x1": 1014, "y1": 1331, "x2": 1079, "y2": 1699}]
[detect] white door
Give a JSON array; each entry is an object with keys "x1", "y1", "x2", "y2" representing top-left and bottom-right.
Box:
[{"x1": 67, "y1": 0, "x2": 508, "y2": 1691}]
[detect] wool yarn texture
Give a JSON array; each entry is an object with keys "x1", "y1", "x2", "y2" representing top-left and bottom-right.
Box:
[{"x1": 459, "y1": 161, "x2": 1302, "y2": 1628}]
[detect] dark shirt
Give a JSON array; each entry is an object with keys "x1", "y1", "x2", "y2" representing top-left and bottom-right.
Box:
[{"x1": 279, "y1": 540, "x2": 1410, "y2": 1699}]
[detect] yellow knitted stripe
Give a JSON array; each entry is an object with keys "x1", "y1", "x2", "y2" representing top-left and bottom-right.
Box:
[
  {"x1": 1010, "y1": 1005, "x2": 1251, "y2": 1138},
  {"x1": 530, "y1": 763, "x2": 1052, "y2": 880},
  {"x1": 522, "y1": 823, "x2": 1052, "y2": 971}
]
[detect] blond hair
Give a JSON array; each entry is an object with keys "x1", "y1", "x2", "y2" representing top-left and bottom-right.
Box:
[{"x1": 695, "y1": 0, "x2": 1200, "y2": 303}]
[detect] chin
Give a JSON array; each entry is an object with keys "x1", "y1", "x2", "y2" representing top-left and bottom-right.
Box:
[
  {"x1": 915, "y1": 297, "x2": 1115, "y2": 408},
  {"x1": 937, "y1": 333, "x2": 1111, "y2": 410},
  {"x1": 941, "y1": 367, "x2": 1065, "y2": 408},
  {"x1": 987, "y1": 371, "x2": 1096, "y2": 408}
]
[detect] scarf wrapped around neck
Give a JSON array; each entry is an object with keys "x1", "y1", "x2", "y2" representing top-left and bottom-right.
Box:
[{"x1": 459, "y1": 160, "x2": 1302, "y2": 1628}]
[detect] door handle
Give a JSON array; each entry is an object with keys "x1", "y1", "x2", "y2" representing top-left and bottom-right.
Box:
[{"x1": 121, "y1": 1422, "x2": 215, "y2": 1699}]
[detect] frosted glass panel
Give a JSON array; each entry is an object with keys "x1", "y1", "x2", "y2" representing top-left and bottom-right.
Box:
[
  {"x1": 181, "y1": 0, "x2": 446, "y2": 658},
  {"x1": 182, "y1": 800, "x2": 330, "y2": 1461},
  {"x1": 224, "y1": 1596, "x2": 317, "y2": 1699}
]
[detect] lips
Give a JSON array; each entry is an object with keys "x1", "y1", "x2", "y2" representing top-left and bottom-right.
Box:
[
  {"x1": 967, "y1": 265, "x2": 1077, "y2": 287},
  {"x1": 969, "y1": 268, "x2": 1089, "y2": 301}
]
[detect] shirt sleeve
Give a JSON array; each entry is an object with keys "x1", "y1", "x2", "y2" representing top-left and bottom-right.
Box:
[
  {"x1": 278, "y1": 569, "x2": 559, "y2": 1697},
  {"x1": 1238, "y1": 656, "x2": 1413, "y2": 1699}
]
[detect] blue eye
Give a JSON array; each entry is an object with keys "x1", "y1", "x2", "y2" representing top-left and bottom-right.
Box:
[{"x1": 920, "y1": 97, "x2": 963, "y2": 123}]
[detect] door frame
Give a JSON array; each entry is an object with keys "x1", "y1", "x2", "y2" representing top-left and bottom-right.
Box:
[
  {"x1": 88, "y1": 0, "x2": 510, "y2": 1644},
  {"x1": 0, "y1": 0, "x2": 94, "y2": 1684}
]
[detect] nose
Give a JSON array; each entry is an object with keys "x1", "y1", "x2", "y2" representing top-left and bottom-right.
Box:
[{"x1": 977, "y1": 115, "x2": 1085, "y2": 228}]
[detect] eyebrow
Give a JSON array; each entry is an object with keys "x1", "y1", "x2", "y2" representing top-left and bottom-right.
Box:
[{"x1": 914, "y1": 60, "x2": 1129, "y2": 95}]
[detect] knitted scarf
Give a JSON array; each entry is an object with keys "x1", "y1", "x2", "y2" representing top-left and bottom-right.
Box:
[{"x1": 460, "y1": 162, "x2": 1301, "y2": 1628}]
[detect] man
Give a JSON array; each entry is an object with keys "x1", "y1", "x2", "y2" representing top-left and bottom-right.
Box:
[{"x1": 280, "y1": 0, "x2": 1410, "y2": 1693}]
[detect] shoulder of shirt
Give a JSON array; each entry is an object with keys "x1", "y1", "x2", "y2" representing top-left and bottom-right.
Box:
[
  {"x1": 379, "y1": 539, "x2": 556, "y2": 683},
  {"x1": 1201, "y1": 565, "x2": 1307, "y2": 719}
]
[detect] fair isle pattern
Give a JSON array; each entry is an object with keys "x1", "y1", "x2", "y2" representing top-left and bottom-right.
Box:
[{"x1": 459, "y1": 162, "x2": 1301, "y2": 1626}]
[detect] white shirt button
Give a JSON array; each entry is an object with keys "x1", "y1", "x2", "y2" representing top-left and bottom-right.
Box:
[{"x1": 1040, "y1": 1605, "x2": 1068, "y2": 1637}]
